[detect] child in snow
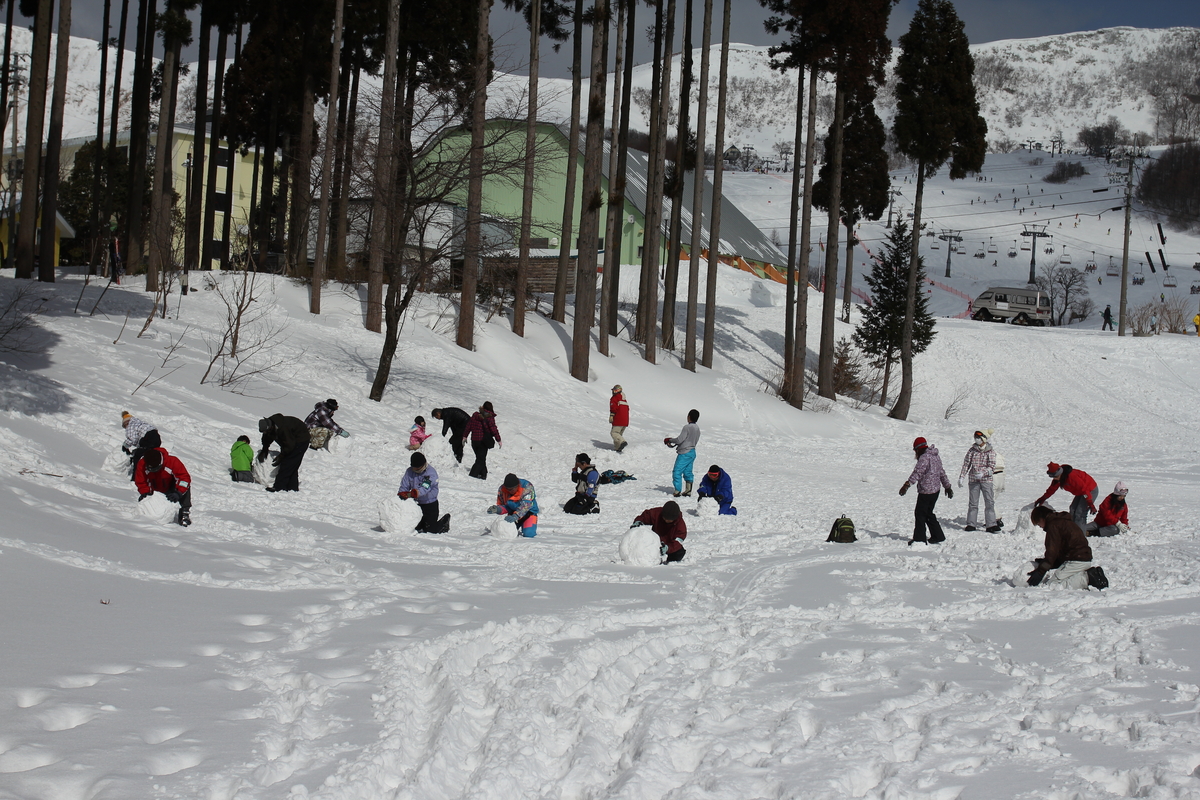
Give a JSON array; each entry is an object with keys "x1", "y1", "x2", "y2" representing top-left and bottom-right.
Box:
[
  {"x1": 230, "y1": 435, "x2": 254, "y2": 482},
  {"x1": 397, "y1": 452, "x2": 450, "y2": 533},
  {"x1": 136, "y1": 447, "x2": 193, "y2": 527},
  {"x1": 1087, "y1": 481, "x2": 1130, "y2": 537},
  {"x1": 632, "y1": 501, "x2": 688, "y2": 563},
  {"x1": 489, "y1": 473, "x2": 538, "y2": 537},
  {"x1": 407, "y1": 416, "x2": 432, "y2": 450},
  {"x1": 664, "y1": 409, "x2": 701, "y2": 497},
  {"x1": 957, "y1": 429, "x2": 999, "y2": 532},
  {"x1": 697, "y1": 465, "x2": 737, "y2": 515},
  {"x1": 900, "y1": 437, "x2": 953, "y2": 545},
  {"x1": 1026, "y1": 505, "x2": 1107, "y2": 590},
  {"x1": 305, "y1": 399, "x2": 349, "y2": 450},
  {"x1": 121, "y1": 411, "x2": 161, "y2": 478},
  {"x1": 564, "y1": 453, "x2": 601, "y2": 515},
  {"x1": 1035, "y1": 462, "x2": 1098, "y2": 532},
  {"x1": 609, "y1": 385, "x2": 630, "y2": 452},
  {"x1": 466, "y1": 402, "x2": 502, "y2": 480}
]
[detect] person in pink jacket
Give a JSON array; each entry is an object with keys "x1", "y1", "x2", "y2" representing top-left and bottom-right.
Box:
[
  {"x1": 1035, "y1": 462, "x2": 1098, "y2": 532},
  {"x1": 900, "y1": 437, "x2": 952, "y2": 545},
  {"x1": 407, "y1": 416, "x2": 432, "y2": 450}
]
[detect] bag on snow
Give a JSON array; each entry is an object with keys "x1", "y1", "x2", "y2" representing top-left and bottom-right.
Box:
[
  {"x1": 599, "y1": 469, "x2": 636, "y2": 485},
  {"x1": 826, "y1": 515, "x2": 857, "y2": 543}
]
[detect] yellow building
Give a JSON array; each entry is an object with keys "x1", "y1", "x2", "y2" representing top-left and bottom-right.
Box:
[{"x1": 0, "y1": 204, "x2": 76, "y2": 267}]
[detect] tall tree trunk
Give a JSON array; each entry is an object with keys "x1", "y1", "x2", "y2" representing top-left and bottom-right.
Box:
[
  {"x1": 37, "y1": 0, "x2": 70, "y2": 282},
  {"x1": 220, "y1": 22, "x2": 242, "y2": 268},
  {"x1": 100, "y1": 0, "x2": 129, "y2": 275},
  {"x1": 636, "y1": 0, "x2": 663, "y2": 345},
  {"x1": 257, "y1": 96, "x2": 278, "y2": 268},
  {"x1": 309, "y1": 0, "x2": 345, "y2": 315},
  {"x1": 792, "y1": 67, "x2": 817, "y2": 408},
  {"x1": 841, "y1": 218, "x2": 855, "y2": 323},
  {"x1": 365, "y1": 0, "x2": 399, "y2": 332},
  {"x1": 183, "y1": 3, "x2": 209, "y2": 281},
  {"x1": 457, "y1": 0, "x2": 490, "y2": 350},
  {"x1": 700, "y1": 0, "x2": 728, "y2": 369},
  {"x1": 889, "y1": 158, "x2": 925, "y2": 420},
  {"x1": 201, "y1": 26, "x2": 227, "y2": 272},
  {"x1": 287, "y1": 67, "x2": 314, "y2": 272},
  {"x1": 124, "y1": 0, "x2": 155, "y2": 279},
  {"x1": 513, "y1": 0, "x2": 541, "y2": 337},
  {"x1": 816, "y1": 80, "x2": 845, "y2": 400},
  {"x1": 879, "y1": 350, "x2": 892, "y2": 407},
  {"x1": 88, "y1": 0, "x2": 110, "y2": 275},
  {"x1": 780, "y1": 67, "x2": 803, "y2": 399},
  {"x1": 330, "y1": 64, "x2": 359, "y2": 279},
  {"x1": 327, "y1": 62, "x2": 349, "y2": 275},
  {"x1": 599, "y1": 0, "x2": 625, "y2": 356},
  {"x1": 640, "y1": 0, "x2": 673, "y2": 365},
  {"x1": 683, "y1": 0, "x2": 711, "y2": 371},
  {"x1": 0, "y1": 0, "x2": 14, "y2": 270},
  {"x1": 571, "y1": 0, "x2": 608, "y2": 380},
  {"x1": 607, "y1": 0, "x2": 635, "y2": 338},
  {"x1": 552, "y1": 0, "x2": 584, "y2": 324},
  {"x1": 661, "y1": 0, "x2": 691, "y2": 351},
  {"x1": 275, "y1": 133, "x2": 290, "y2": 248},
  {"x1": 146, "y1": 0, "x2": 184, "y2": 293},
  {"x1": 15, "y1": 0, "x2": 53, "y2": 280}
]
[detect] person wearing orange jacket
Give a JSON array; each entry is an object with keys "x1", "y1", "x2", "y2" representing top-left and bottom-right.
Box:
[
  {"x1": 135, "y1": 447, "x2": 193, "y2": 527},
  {"x1": 1035, "y1": 462, "x2": 1098, "y2": 531},
  {"x1": 609, "y1": 385, "x2": 630, "y2": 452}
]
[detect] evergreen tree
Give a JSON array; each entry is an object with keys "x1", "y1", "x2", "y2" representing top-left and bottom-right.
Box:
[
  {"x1": 57, "y1": 141, "x2": 147, "y2": 265},
  {"x1": 853, "y1": 222, "x2": 935, "y2": 408}
]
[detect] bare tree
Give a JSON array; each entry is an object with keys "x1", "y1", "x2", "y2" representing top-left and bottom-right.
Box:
[
  {"x1": 457, "y1": 0, "x2": 491, "y2": 351},
  {"x1": 37, "y1": 0, "x2": 72, "y2": 283},
  {"x1": 200, "y1": 270, "x2": 292, "y2": 392},
  {"x1": 309, "y1": 0, "x2": 346, "y2": 315}
]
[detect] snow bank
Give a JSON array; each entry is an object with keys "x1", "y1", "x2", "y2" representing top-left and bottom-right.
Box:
[
  {"x1": 618, "y1": 527, "x2": 662, "y2": 566},
  {"x1": 378, "y1": 496, "x2": 421, "y2": 533}
]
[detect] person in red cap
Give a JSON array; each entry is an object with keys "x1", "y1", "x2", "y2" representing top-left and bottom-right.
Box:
[
  {"x1": 899, "y1": 437, "x2": 952, "y2": 545},
  {"x1": 1035, "y1": 462, "x2": 1098, "y2": 531}
]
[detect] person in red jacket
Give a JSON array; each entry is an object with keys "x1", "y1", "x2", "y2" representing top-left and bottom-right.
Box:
[
  {"x1": 609, "y1": 385, "x2": 630, "y2": 452},
  {"x1": 1087, "y1": 481, "x2": 1130, "y2": 537},
  {"x1": 1035, "y1": 462, "x2": 1098, "y2": 532},
  {"x1": 135, "y1": 447, "x2": 193, "y2": 527},
  {"x1": 632, "y1": 500, "x2": 687, "y2": 563}
]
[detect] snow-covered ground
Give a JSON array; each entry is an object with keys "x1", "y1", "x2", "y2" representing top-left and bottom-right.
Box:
[{"x1": 4, "y1": 148, "x2": 1200, "y2": 800}]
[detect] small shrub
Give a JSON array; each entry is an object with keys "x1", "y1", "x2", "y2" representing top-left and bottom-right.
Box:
[{"x1": 1044, "y1": 161, "x2": 1088, "y2": 183}]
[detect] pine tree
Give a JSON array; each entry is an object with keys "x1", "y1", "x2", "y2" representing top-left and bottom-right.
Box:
[{"x1": 852, "y1": 222, "x2": 935, "y2": 408}]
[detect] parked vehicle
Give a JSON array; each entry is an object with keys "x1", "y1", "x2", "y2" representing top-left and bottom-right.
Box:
[{"x1": 971, "y1": 286, "x2": 1051, "y2": 326}]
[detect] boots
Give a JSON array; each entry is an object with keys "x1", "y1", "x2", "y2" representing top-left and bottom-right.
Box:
[
  {"x1": 176, "y1": 509, "x2": 191, "y2": 527},
  {"x1": 1086, "y1": 566, "x2": 1108, "y2": 590},
  {"x1": 683, "y1": 481, "x2": 693, "y2": 497}
]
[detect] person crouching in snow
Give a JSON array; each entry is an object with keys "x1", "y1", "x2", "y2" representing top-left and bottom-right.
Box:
[
  {"x1": 664, "y1": 409, "x2": 701, "y2": 497},
  {"x1": 230, "y1": 435, "x2": 254, "y2": 482},
  {"x1": 136, "y1": 447, "x2": 193, "y2": 526},
  {"x1": 900, "y1": 437, "x2": 952, "y2": 545},
  {"x1": 564, "y1": 453, "x2": 601, "y2": 515},
  {"x1": 632, "y1": 501, "x2": 688, "y2": 563},
  {"x1": 489, "y1": 473, "x2": 539, "y2": 537},
  {"x1": 121, "y1": 411, "x2": 161, "y2": 478},
  {"x1": 1087, "y1": 481, "x2": 1130, "y2": 537},
  {"x1": 697, "y1": 465, "x2": 737, "y2": 515},
  {"x1": 609, "y1": 385, "x2": 630, "y2": 452},
  {"x1": 397, "y1": 452, "x2": 450, "y2": 533},
  {"x1": 305, "y1": 398, "x2": 349, "y2": 450},
  {"x1": 407, "y1": 416, "x2": 432, "y2": 450},
  {"x1": 1035, "y1": 462, "x2": 1098, "y2": 531},
  {"x1": 1027, "y1": 505, "x2": 1107, "y2": 590},
  {"x1": 958, "y1": 429, "x2": 999, "y2": 532}
]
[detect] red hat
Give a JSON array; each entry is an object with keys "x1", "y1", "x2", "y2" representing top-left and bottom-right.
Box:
[
  {"x1": 1046, "y1": 462, "x2": 1062, "y2": 476},
  {"x1": 913, "y1": 437, "x2": 928, "y2": 451}
]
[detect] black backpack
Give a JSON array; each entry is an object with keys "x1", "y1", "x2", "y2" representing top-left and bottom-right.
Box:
[{"x1": 827, "y1": 515, "x2": 857, "y2": 543}]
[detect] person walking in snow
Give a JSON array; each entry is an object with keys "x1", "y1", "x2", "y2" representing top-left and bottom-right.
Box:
[
  {"x1": 121, "y1": 411, "x2": 161, "y2": 478},
  {"x1": 1193, "y1": 312, "x2": 1200, "y2": 336},
  {"x1": 305, "y1": 399, "x2": 349, "y2": 450},
  {"x1": 564, "y1": 453, "x2": 601, "y2": 515},
  {"x1": 631, "y1": 501, "x2": 688, "y2": 563},
  {"x1": 1087, "y1": 481, "x2": 1130, "y2": 537},
  {"x1": 609, "y1": 385, "x2": 630, "y2": 452},
  {"x1": 135, "y1": 447, "x2": 193, "y2": 527},
  {"x1": 958, "y1": 430, "x2": 999, "y2": 532},
  {"x1": 258, "y1": 414, "x2": 310, "y2": 492},
  {"x1": 407, "y1": 416, "x2": 432, "y2": 451},
  {"x1": 900, "y1": 437, "x2": 952, "y2": 545},
  {"x1": 488, "y1": 473, "x2": 539, "y2": 537},
  {"x1": 397, "y1": 452, "x2": 450, "y2": 533},
  {"x1": 1035, "y1": 462, "x2": 1098, "y2": 531},
  {"x1": 1025, "y1": 506, "x2": 1107, "y2": 590},
  {"x1": 1101, "y1": 305, "x2": 1114, "y2": 331},
  {"x1": 697, "y1": 465, "x2": 737, "y2": 515},
  {"x1": 230, "y1": 435, "x2": 254, "y2": 482},
  {"x1": 665, "y1": 409, "x2": 701, "y2": 497},
  {"x1": 431, "y1": 407, "x2": 471, "y2": 463},
  {"x1": 465, "y1": 401, "x2": 502, "y2": 480}
]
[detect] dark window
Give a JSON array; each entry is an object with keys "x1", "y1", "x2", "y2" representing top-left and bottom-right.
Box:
[
  {"x1": 529, "y1": 237, "x2": 550, "y2": 249},
  {"x1": 209, "y1": 192, "x2": 231, "y2": 213},
  {"x1": 1039, "y1": 297, "x2": 1050, "y2": 307},
  {"x1": 215, "y1": 147, "x2": 232, "y2": 167},
  {"x1": 994, "y1": 293, "x2": 1007, "y2": 303}
]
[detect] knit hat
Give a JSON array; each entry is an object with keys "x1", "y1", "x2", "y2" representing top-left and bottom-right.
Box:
[
  {"x1": 575, "y1": 453, "x2": 591, "y2": 465},
  {"x1": 612, "y1": 384, "x2": 622, "y2": 393},
  {"x1": 1047, "y1": 462, "x2": 1062, "y2": 477},
  {"x1": 662, "y1": 500, "x2": 681, "y2": 521},
  {"x1": 143, "y1": 449, "x2": 163, "y2": 471},
  {"x1": 121, "y1": 411, "x2": 132, "y2": 427},
  {"x1": 259, "y1": 418, "x2": 272, "y2": 433},
  {"x1": 913, "y1": 437, "x2": 928, "y2": 451},
  {"x1": 503, "y1": 473, "x2": 519, "y2": 489},
  {"x1": 1113, "y1": 481, "x2": 1128, "y2": 496},
  {"x1": 974, "y1": 428, "x2": 993, "y2": 442},
  {"x1": 325, "y1": 399, "x2": 338, "y2": 411},
  {"x1": 411, "y1": 452, "x2": 426, "y2": 469}
]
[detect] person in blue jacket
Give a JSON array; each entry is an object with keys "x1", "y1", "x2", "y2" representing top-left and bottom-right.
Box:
[
  {"x1": 564, "y1": 453, "x2": 601, "y2": 515},
  {"x1": 397, "y1": 452, "x2": 450, "y2": 533},
  {"x1": 697, "y1": 464, "x2": 737, "y2": 515}
]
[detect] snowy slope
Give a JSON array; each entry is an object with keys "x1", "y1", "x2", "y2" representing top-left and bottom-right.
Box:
[{"x1": 3, "y1": 194, "x2": 1200, "y2": 800}]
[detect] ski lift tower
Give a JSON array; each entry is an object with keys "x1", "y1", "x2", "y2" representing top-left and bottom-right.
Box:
[
  {"x1": 939, "y1": 229, "x2": 963, "y2": 278},
  {"x1": 1108, "y1": 147, "x2": 1146, "y2": 336},
  {"x1": 885, "y1": 188, "x2": 903, "y2": 228},
  {"x1": 1020, "y1": 223, "x2": 1051, "y2": 284}
]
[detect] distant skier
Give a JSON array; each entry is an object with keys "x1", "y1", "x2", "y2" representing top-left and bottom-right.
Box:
[
  {"x1": 664, "y1": 409, "x2": 701, "y2": 497},
  {"x1": 1035, "y1": 462, "x2": 1098, "y2": 531},
  {"x1": 631, "y1": 501, "x2": 688, "y2": 563},
  {"x1": 1025, "y1": 506, "x2": 1107, "y2": 590},
  {"x1": 900, "y1": 437, "x2": 952, "y2": 545},
  {"x1": 609, "y1": 385, "x2": 630, "y2": 452},
  {"x1": 696, "y1": 465, "x2": 737, "y2": 515},
  {"x1": 1194, "y1": 312, "x2": 1200, "y2": 336},
  {"x1": 135, "y1": 447, "x2": 193, "y2": 527},
  {"x1": 564, "y1": 453, "x2": 601, "y2": 515},
  {"x1": 465, "y1": 402, "x2": 502, "y2": 480},
  {"x1": 397, "y1": 452, "x2": 450, "y2": 533},
  {"x1": 957, "y1": 430, "x2": 999, "y2": 532},
  {"x1": 408, "y1": 416, "x2": 432, "y2": 451},
  {"x1": 305, "y1": 399, "x2": 348, "y2": 450},
  {"x1": 1101, "y1": 305, "x2": 1114, "y2": 331},
  {"x1": 258, "y1": 414, "x2": 309, "y2": 492},
  {"x1": 230, "y1": 435, "x2": 254, "y2": 482},
  {"x1": 488, "y1": 473, "x2": 538, "y2": 537},
  {"x1": 431, "y1": 407, "x2": 471, "y2": 463},
  {"x1": 1087, "y1": 481, "x2": 1130, "y2": 537},
  {"x1": 121, "y1": 411, "x2": 161, "y2": 478}
]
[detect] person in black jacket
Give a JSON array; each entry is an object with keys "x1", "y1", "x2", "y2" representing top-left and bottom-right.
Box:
[
  {"x1": 258, "y1": 414, "x2": 309, "y2": 492},
  {"x1": 431, "y1": 407, "x2": 471, "y2": 463}
]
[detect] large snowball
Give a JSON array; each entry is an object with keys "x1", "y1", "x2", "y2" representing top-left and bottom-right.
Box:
[
  {"x1": 378, "y1": 496, "x2": 422, "y2": 533},
  {"x1": 252, "y1": 452, "x2": 279, "y2": 486},
  {"x1": 488, "y1": 516, "x2": 513, "y2": 538},
  {"x1": 136, "y1": 493, "x2": 177, "y2": 524},
  {"x1": 1011, "y1": 560, "x2": 1040, "y2": 587},
  {"x1": 695, "y1": 497, "x2": 719, "y2": 518},
  {"x1": 1012, "y1": 503, "x2": 1042, "y2": 537},
  {"x1": 619, "y1": 527, "x2": 662, "y2": 566}
]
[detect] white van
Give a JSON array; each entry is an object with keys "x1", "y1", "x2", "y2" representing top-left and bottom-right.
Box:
[{"x1": 971, "y1": 286, "x2": 1051, "y2": 326}]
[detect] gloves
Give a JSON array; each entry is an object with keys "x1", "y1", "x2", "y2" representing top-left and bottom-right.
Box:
[
  {"x1": 957, "y1": 479, "x2": 964, "y2": 488},
  {"x1": 398, "y1": 490, "x2": 418, "y2": 500},
  {"x1": 165, "y1": 491, "x2": 182, "y2": 503},
  {"x1": 487, "y1": 505, "x2": 505, "y2": 515},
  {"x1": 257, "y1": 449, "x2": 268, "y2": 463},
  {"x1": 630, "y1": 520, "x2": 645, "y2": 528},
  {"x1": 272, "y1": 456, "x2": 280, "y2": 466},
  {"x1": 122, "y1": 445, "x2": 131, "y2": 455},
  {"x1": 504, "y1": 514, "x2": 517, "y2": 523},
  {"x1": 608, "y1": 414, "x2": 614, "y2": 424},
  {"x1": 339, "y1": 430, "x2": 350, "y2": 438},
  {"x1": 1026, "y1": 567, "x2": 1047, "y2": 586},
  {"x1": 663, "y1": 437, "x2": 672, "y2": 446},
  {"x1": 946, "y1": 487, "x2": 954, "y2": 499},
  {"x1": 138, "y1": 493, "x2": 152, "y2": 501},
  {"x1": 899, "y1": 482, "x2": 909, "y2": 496}
]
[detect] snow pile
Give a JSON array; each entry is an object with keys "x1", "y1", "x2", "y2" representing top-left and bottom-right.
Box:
[
  {"x1": 135, "y1": 493, "x2": 177, "y2": 524},
  {"x1": 251, "y1": 451, "x2": 278, "y2": 486},
  {"x1": 696, "y1": 497, "x2": 719, "y2": 518},
  {"x1": 378, "y1": 496, "x2": 421, "y2": 534},
  {"x1": 1010, "y1": 559, "x2": 1039, "y2": 587},
  {"x1": 618, "y1": 526, "x2": 662, "y2": 566},
  {"x1": 487, "y1": 515, "x2": 513, "y2": 538}
]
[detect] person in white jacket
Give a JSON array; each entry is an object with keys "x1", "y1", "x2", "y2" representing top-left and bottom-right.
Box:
[{"x1": 958, "y1": 429, "x2": 999, "y2": 532}]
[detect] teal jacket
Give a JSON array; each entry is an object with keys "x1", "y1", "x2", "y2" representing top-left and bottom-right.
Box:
[{"x1": 231, "y1": 440, "x2": 254, "y2": 472}]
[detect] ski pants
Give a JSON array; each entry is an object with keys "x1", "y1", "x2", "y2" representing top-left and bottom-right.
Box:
[
  {"x1": 231, "y1": 470, "x2": 254, "y2": 482},
  {"x1": 610, "y1": 425, "x2": 627, "y2": 450},
  {"x1": 273, "y1": 445, "x2": 306, "y2": 492},
  {"x1": 672, "y1": 450, "x2": 697, "y2": 492},
  {"x1": 415, "y1": 500, "x2": 441, "y2": 533},
  {"x1": 1041, "y1": 560, "x2": 1091, "y2": 590},
  {"x1": 450, "y1": 425, "x2": 467, "y2": 463},
  {"x1": 1070, "y1": 488, "x2": 1098, "y2": 531},
  {"x1": 1086, "y1": 521, "x2": 1120, "y2": 537},
  {"x1": 469, "y1": 440, "x2": 492, "y2": 480},
  {"x1": 913, "y1": 491, "x2": 945, "y2": 543},
  {"x1": 966, "y1": 480, "x2": 996, "y2": 526},
  {"x1": 563, "y1": 495, "x2": 597, "y2": 515}
]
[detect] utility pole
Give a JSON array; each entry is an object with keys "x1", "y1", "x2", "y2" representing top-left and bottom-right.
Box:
[
  {"x1": 938, "y1": 229, "x2": 961, "y2": 278},
  {"x1": 1107, "y1": 149, "x2": 1142, "y2": 336},
  {"x1": 885, "y1": 188, "x2": 901, "y2": 228},
  {"x1": 1021, "y1": 223, "x2": 1050, "y2": 285}
]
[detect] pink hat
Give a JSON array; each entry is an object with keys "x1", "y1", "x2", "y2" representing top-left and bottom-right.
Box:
[{"x1": 1113, "y1": 481, "x2": 1128, "y2": 496}]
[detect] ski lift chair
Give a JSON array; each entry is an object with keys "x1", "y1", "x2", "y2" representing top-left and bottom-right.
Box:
[
  {"x1": 1084, "y1": 260, "x2": 1097, "y2": 273},
  {"x1": 1020, "y1": 241, "x2": 1031, "y2": 251},
  {"x1": 1106, "y1": 262, "x2": 1121, "y2": 277},
  {"x1": 1059, "y1": 252, "x2": 1072, "y2": 265},
  {"x1": 1164, "y1": 273, "x2": 1178, "y2": 288},
  {"x1": 1190, "y1": 281, "x2": 1200, "y2": 295},
  {"x1": 1007, "y1": 247, "x2": 1018, "y2": 258},
  {"x1": 974, "y1": 248, "x2": 986, "y2": 259},
  {"x1": 930, "y1": 240, "x2": 940, "y2": 250},
  {"x1": 987, "y1": 242, "x2": 998, "y2": 254}
]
